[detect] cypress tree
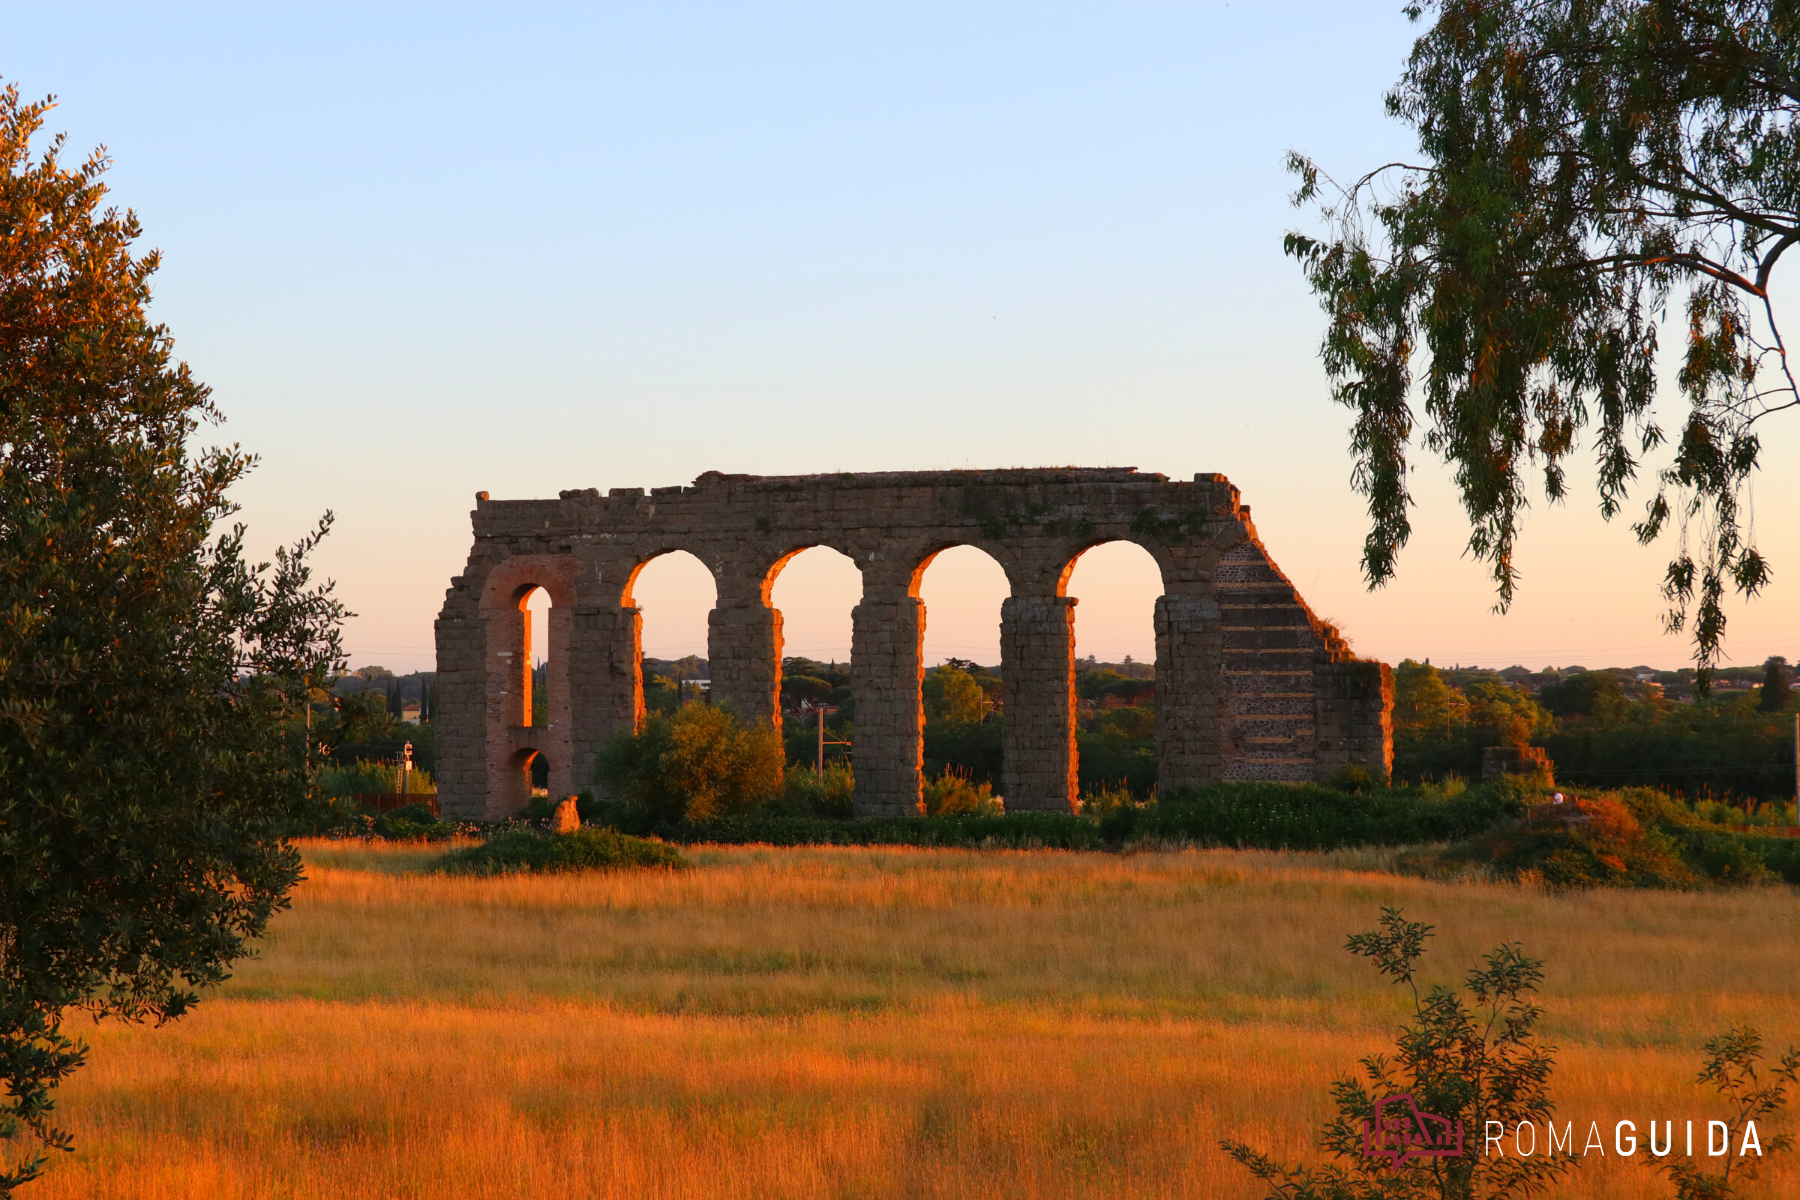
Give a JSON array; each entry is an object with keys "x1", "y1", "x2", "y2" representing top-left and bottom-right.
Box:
[{"x1": 1760, "y1": 657, "x2": 1793, "y2": 713}]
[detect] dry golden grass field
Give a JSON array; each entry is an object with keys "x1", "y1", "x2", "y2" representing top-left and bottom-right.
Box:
[{"x1": 18, "y1": 841, "x2": 1800, "y2": 1199}]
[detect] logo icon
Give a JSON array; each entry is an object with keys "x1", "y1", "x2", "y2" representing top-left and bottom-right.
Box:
[{"x1": 1362, "y1": 1094, "x2": 1465, "y2": 1168}]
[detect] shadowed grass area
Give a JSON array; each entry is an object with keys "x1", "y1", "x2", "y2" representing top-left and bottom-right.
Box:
[{"x1": 15, "y1": 840, "x2": 1799, "y2": 1198}]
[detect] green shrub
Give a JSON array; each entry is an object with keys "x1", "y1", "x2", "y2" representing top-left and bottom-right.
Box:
[
  {"x1": 1328, "y1": 763, "x2": 1377, "y2": 792},
  {"x1": 1574, "y1": 786, "x2": 1792, "y2": 884},
  {"x1": 923, "y1": 714, "x2": 1004, "y2": 788},
  {"x1": 513, "y1": 793, "x2": 581, "y2": 824},
  {"x1": 635, "y1": 811, "x2": 1105, "y2": 850},
  {"x1": 1665, "y1": 825, "x2": 1781, "y2": 885},
  {"x1": 1080, "y1": 781, "x2": 1140, "y2": 820},
  {"x1": 1076, "y1": 705, "x2": 1159, "y2": 798},
  {"x1": 435, "y1": 828, "x2": 686, "y2": 875},
  {"x1": 372, "y1": 802, "x2": 445, "y2": 840},
  {"x1": 774, "y1": 761, "x2": 856, "y2": 818},
  {"x1": 1224, "y1": 908, "x2": 1572, "y2": 1199},
  {"x1": 596, "y1": 704, "x2": 783, "y2": 823},
  {"x1": 317, "y1": 758, "x2": 435, "y2": 798},
  {"x1": 1443, "y1": 797, "x2": 1701, "y2": 889},
  {"x1": 1413, "y1": 785, "x2": 1791, "y2": 889},
  {"x1": 922, "y1": 767, "x2": 1001, "y2": 816},
  {"x1": 1115, "y1": 779, "x2": 1522, "y2": 850},
  {"x1": 1746, "y1": 836, "x2": 1800, "y2": 884},
  {"x1": 298, "y1": 795, "x2": 375, "y2": 836}
]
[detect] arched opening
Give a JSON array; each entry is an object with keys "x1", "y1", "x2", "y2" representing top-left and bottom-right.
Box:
[
  {"x1": 523, "y1": 586, "x2": 551, "y2": 726},
  {"x1": 626, "y1": 550, "x2": 717, "y2": 715},
  {"x1": 1064, "y1": 541, "x2": 1164, "y2": 800},
  {"x1": 476, "y1": 554, "x2": 581, "y2": 818},
  {"x1": 917, "y1": 545, "x2": 1010, "y2": 666},
  {"x1": 768, "y1": 546, "x2": 861, "y2": 776},
  {"x1": 914, "y1": 545, "x2": 1009, "y2": 802},
  {"x1": 501, "y1": 746, "x2": 546, "y2": 815}
]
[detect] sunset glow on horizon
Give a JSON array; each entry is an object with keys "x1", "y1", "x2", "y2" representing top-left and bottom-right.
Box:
[{"x1": 7, "y1": 3, "x2": 1793, "y2": 675}]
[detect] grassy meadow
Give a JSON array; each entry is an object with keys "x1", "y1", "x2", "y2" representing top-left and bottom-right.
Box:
[{"x1": 21, "y1": 840, "x2": 1800, "y2": 1198}]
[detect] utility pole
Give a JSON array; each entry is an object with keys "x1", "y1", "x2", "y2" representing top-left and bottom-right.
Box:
[
  {"x1": 1793, "y1": 713, "x2": 1798, "y2": 824},
  {"x1": 808, "y1": 703, "x2": 848, "y2": 775}
]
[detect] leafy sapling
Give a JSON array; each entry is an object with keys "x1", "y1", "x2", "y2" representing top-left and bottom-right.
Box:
[
  {"x1": 1223, "y1": 907, "x2": 1573, "y2": 1199},
  {"x1": 1657, "y1": 1027, "x2": 1798, "y2": 1200}
]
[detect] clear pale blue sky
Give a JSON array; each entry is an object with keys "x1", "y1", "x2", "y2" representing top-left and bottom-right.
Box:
[{"x1": 7, "y1": 3, "x2": 1795, "y2": 672}]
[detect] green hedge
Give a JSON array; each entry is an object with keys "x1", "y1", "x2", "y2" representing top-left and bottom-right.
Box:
[
  {"x1": 617, "y1": 810, "x2": 1106, "y2": 850},
  {"x1": 1099, "y1": 781, "x2": 1524, "y2": 850},
  {"x1": 435, "y1": 828, "x2": 687, "y2": 875},
  {"x1": 1697, "y1": 830, "x2": 1800, "y2": 884},
  {"x1": 599, "y1": 784, "x2": 1515, "y2": 852}
]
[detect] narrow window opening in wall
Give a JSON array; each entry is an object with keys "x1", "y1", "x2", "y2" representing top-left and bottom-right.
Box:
[
  {"x1": 916, "y1": 545, "x2": 1009, "y2": 794},
  {"x1": 524, "y1": 586, "x2": 551, "y2": 727},
  {"x1": 630, "y1": 550, "x2": 717, "y2": 713},
  {"x1": 1065, "y1": 541, "x2": 1163, "y2": 800},
  {"x1": 768, "y1": 546, "x2": 861, "y2": 770}
]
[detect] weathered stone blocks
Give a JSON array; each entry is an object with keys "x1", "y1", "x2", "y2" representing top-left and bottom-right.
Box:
[{"x1": 432, "y1": 469, "x2": 1393, "y2": 819}]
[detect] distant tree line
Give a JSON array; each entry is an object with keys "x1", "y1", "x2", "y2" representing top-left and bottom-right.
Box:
[{"x1": 1394, "y1": 656, "x2": 1798, "y2": 802}]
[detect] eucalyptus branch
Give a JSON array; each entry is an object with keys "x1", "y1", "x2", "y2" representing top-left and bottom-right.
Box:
[{"x1": 1286, "y1": 0, "x2": 1797, "y2": 671}]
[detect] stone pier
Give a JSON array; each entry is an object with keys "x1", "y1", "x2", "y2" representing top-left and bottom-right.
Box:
[{"x1": 433, "y1": 469, "x2": 1393, "y2": 819}]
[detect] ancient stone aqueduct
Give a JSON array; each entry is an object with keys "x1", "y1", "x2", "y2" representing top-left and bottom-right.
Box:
[{"x1": 434, "y1": 468, "x2": 1394, "y2": 819}]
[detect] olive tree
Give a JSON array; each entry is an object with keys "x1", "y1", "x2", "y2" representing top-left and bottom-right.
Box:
[{"x1": 0, "y1": 84, "x2": 345, "y2": 1190}]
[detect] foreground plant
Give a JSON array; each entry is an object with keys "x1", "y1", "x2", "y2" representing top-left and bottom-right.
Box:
[
  {"x1": 1222, "y1": 907, "x2": 1572, "y2": 1198},
  {"x1": 0, "y1": 84, "x2": 344, "y2": 1191},
  {"x1": 1659, "y1": 1028, "x2": 1798, "y2": 1200}
]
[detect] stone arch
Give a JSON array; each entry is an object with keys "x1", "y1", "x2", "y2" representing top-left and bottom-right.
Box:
[
  {"x1": 1061, "y1": 539, "x2": 1165, "y2": 798},
  {"x1": 910, "y1": 541, "x2": 1013, "y2": 650},
  {"x1": 612, "y1": 546, "x2": 717, "y2": 735},
  {"x1": 499, "y1": 747, "x2": 544, "y2": 816},
  {"x1": 767, "y1": 543, "x2": 861, "y2": 682},
  {"x1": 1051, "y1": 535, "x2": 1173, "y2": 599},
  {"x1": 619, "y1": 545, "x2": 721, "y2": 608},
  {"x1": 903, "y1": 539, "x2": 1012, "y2": 596},
  {"x1": 434, "y1": 471, "x2": 1393, "y2": 819},
  {"x1": 758, "y1": 541, "x2": 863, "y2": 730},
  {"x1": 758, "y1": 538, "x2": 864, "y2": 604},
  {"x1": 474, "y1": 553, "x2": 580, "y2": 817},
  {"x1": 860, "y1": 546, "x2": 1015, "y2": 816},
  {"x1": 765, "y1": 545, "x2": 862, "y2": 775}
]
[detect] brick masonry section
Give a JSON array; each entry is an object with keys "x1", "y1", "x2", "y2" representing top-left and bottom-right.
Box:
[{"x1": 433, "y1": 469, "x2": 1394, "y2": 819}]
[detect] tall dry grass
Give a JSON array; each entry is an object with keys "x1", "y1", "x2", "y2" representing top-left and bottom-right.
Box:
[{"x1": 16, "y1": 841, "x2": 1800, "y2": 1198}]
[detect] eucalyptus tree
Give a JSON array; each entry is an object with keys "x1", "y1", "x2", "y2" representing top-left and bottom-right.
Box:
[
  {"x1": 0, "y1": 84, "x2": 346, "y2": 1191},
  {"x1": 1286, "y1": 0, "x2": 1798, "y2": 676}
]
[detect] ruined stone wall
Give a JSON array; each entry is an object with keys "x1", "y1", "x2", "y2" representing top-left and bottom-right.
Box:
[
  {"x1": 1315, "y1": 661, "x2": 1395, "y2": 783},
  {"x1": 1212, "y1": 539, "x2": 1395, "y2": 785},
  {"x1": 433, "y1": 468, "x2": 1393, "y2": 819}
]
